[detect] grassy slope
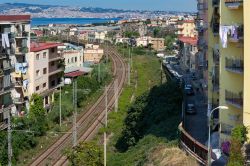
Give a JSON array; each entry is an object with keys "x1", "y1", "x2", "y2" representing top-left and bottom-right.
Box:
[{"x1": 98, "y1": 47, "x2": 197, "y2": 166}]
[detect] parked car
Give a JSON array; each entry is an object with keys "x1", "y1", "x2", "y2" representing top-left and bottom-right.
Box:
[{"x1": 186, "y1": 103, "x2": 196, "y2": 114}]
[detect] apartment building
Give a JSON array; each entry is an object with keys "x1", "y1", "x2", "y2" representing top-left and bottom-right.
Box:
[
  {"x1": 150, "y1": 38, "x2": 165, "y2": 51},
  {"x1": 207, "y1": 0, "x2": 247, "y2": 142},
  {"x1": 28, "y1": 42, "x2": 64, "y2": 110},
  {"x1": 178, "y1": 37, "x2": 198, "y2": 71},
  {"x1": 60, "y1": 43, "x2": 84, "y2": 73},
  {"x1": 177, "y1": 20, "x2": 198, "y2": 38},
  {"x1": 88, "y1": 31, "x2": 107, "y2": 43},
  {"x1": 83, "y1": 44, "x2": 104, "y2": 63},
  {"x1": 0, "y1": 15, "x2": 30, "y2": 129}
]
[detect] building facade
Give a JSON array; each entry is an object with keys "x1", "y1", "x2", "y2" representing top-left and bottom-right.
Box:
[
  {"x1": 83, "y1": 44, "x2": 104, "y2": 63},
  {"x1": 207, "y1": 0, "x2": 247, "y2": 142},
  {"x1": 0, "y1": 15, "x2": 31, "y2": 129},
  {"x1": 29, "y1": 42, "x2": 64, "y2": 110}
]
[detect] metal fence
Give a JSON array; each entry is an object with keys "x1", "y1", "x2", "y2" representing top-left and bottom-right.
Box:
[{"x1": 179, "y1": 123, "x2": 208, "y2": 165}]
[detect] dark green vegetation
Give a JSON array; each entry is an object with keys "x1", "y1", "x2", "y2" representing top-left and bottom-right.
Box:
[
  {"x1": 123, "y1": 31, "x2": 140, "y2": 38},
  {"x1": 109, "y1": 82, "x2": 182, "y2": 165},
  {"x1": 0, "y1": 60, "x2": 111, "y2": 166},
  {"x1": 68, "y1": 45, "x2": 187, "y2": 165},
  {"x1": 228, "y1": 125, "x2": 248, "y2": 166},
  {"x1": 65, "y1": 141, "x2": 104, "y2": 166}
]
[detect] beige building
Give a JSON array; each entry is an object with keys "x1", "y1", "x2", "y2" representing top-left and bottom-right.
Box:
[
  {"x1": 83, "y1": 44, "x2": 104, "y2": 63},
  {"x1": 150, "y1": 38, "x2": 165, "y2": 51},
  {"x1": 28, "y1": 42, "x2": 64, "y2": 110},
  {"x1": 177, "y1": 20, "x2": 197, "y2": 38}
]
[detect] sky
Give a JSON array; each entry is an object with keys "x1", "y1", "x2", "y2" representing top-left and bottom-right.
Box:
[{"x1": 0, "y1": 0, "x2": 196, "y2": 12}]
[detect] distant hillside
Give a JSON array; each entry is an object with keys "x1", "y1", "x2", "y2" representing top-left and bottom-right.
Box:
[{"x1": 0, "y1": 3, "x2": 191, "y2": 18}]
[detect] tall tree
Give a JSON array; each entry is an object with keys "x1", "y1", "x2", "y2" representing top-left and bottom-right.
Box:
[{"x1": 29, "y1": 94, "x2": 47, "y2": 136}]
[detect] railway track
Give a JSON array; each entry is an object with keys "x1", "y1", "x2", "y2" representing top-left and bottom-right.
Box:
[{"x1": 29, "y1": 46, "x2": 127, "y2": 166}]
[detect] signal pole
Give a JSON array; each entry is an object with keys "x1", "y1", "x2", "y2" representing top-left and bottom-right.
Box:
[
  {"x1": 114, "y1": 79, "x2": 118, "y2": 112},
  {"x1": 72, "y1": 80, "x2": 77, "y2": 146},
  {"x1": 104, "y1": 86, "x2": 108, "y2": 166},
  {"x1": 8, "y1": 109, "x2": 12, "y2": 166}
]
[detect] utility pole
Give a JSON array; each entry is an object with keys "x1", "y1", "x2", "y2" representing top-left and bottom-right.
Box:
[
  {"x1": 98, "y1": 63, "x2": 101, "y2": 83},
  {"x1": 59, "y1": 86, "x2": 62, "y2": 127},
  {"x1": 128, "y1": 48, "x2": 131, "y2": 86},
  {"x1": 104, "y1": 86, "x2": 108, "y2": 166},
  {"x1": 161, "y1": 60, "x2": 163, "y2": 84},
  {"x1": 131, "y1": 47, "x2": 133, "y2": 71},
  {"x1": 114, "y1": 79, "x2": 118, "y2": 112},
  {"x1": 8, "y1": 109, "x2": 12, "y2": 166},
  {"x1": 72, "y1": 80, "x2": 77, "y2": 146}
]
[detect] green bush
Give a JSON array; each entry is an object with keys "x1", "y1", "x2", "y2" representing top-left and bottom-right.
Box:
[
  {"x1": 228, "y1": 125, "x2": 248, "y2": 166},
  {"x1": 115, "y1": 82, "x2": 182, "y2": 152}
]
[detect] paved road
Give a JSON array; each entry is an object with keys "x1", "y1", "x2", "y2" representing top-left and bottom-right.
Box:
[{"x1": 172, "y1": 63, "x2": 208, "y2": 145}]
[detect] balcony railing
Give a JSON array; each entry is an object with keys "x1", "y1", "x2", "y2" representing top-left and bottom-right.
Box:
[
  {"x1": 213, "y1": 49, "x2": 220, "y2": 65},
  {"x1": 15, "y1": 31, "x2": 29, "y2": 38},
  {"x1": 225, "y1": 0, "x2": 243, "y2": 9},
  {"x1": 212, "y1": 23, "x2": 220, "y2": 35},
  {"x1": 225, "y1": 57, "x2": 243, "y2": 74},
  {"x1": 225, "y1": 90, "x2": 243, "y2": 108},
  {"x1": 179, "y1": 123, "x2": 208, "y2": 165},
  {"x1": 15, "y1": 47, "x2": 28, "y2": 54},
  {"x1": 212, "y1": 75, "x2": 219, "y2": 92},
  {"x1": 228, "y1": 25, "x2": 244, "y2": 43}
]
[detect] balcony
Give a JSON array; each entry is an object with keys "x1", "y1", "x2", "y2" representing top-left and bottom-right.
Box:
[
  {"x1": 212, "y1": 65, "x2": 219, "y2": 92},
  {"x1": 49, "y1": 53, "x2": 64, "y2": 62},
  {"x1": 213, "y1": 0, "x2": 220, "y2": 7},
  {"x1": 225, "y1": 90, "x2": 243, "y2": 109},
  {"x1": 2, "y1": 60, "x2": 12, "y2": 71},
  {"x1": 12, "y1": 97, "x2": 25, "y2": 104},
  {"x1": 225, "y1": 57, "x2": 243, "y2": 74},
  {"x1": 15, "y1": 47, "x2": 28, "y2": 55},
  {"x1": 225, "y1": 0, "x2": 243, "y2": 9},
  {"x1": 0, "y1": 69, "x2": 3, "y2": 78},
  {"x1": 228, "y1": 25, "x2": 244, "y2": 43},
  {"x1": 197, "y1": 38, "x2": 207, "y2": 51},
  {"x1": 213, "y1": 48, "x2": 220, "y2": 65},
  {"x1": 197, "y1": 2, "x2": 208, "y2": 11},
  {"x1": 14, "y1": 31, "x2": 29, "y2": 38},
  {"x1": 212, "y1": 23, "x2": 220, "y2": 35}
]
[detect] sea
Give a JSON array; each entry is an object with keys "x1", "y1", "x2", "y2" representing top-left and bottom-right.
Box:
[{"x1": 31, "y1": 17, "x2": 121, "y2": 26}]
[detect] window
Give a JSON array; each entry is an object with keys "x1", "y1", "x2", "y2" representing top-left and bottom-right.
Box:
[
  {"x1": 43, "y1": 83, "x2": 46, "y2": 88},
  {"x1": 80, "y1": 56, "x2": 82, "y2": 61},
  {"x1": 51, "y1": 48, "x2": 55, "y2": 53},
  {"x1": 51, "y1": 61, "x2": 55, "y2": 66},
  {"x1": 71, "y1": 57, "x2": 74, "y2": 63},
  {"x1": 51, "y1": 80, "x2": 55, "y2": 87},
  {"x1": 43, "y1": 68, "x2": 47, "y2": 74},
  {"x1": 75, "y1": 57, "x2": 77, "y2": 62},
  {"x1": 36, "y1": 70, "x2": 40, "y2": 76},
  {"x1": 68, "y1": 59, "x2": 70, "y2": 63},
  {"x1": 43, "y1": 52, "x2": 47, "y2": 58},
  {"x1": 36, "y1": 54, "x2": 39, "y2": 60},
  {"x1": 57, "y1": 78, "x2": 61, "y2": 84},
  {"x1": 36, "y1": 86, "x2": 39, "y2": 91}
]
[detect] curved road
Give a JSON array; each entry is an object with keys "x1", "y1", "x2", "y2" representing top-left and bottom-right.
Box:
[{"x1": 29, "y1": 46, "x2": 127, "y2": 166}]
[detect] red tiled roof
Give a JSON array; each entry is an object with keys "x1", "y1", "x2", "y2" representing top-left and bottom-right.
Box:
[
  {"x1": 65, "y1": 71, "x2": 85, "y2": 78},
  {"x1": 178, "y1": 36, "x2": 197, "y2": 46},
  {"x1": 30, "y1": 42, "x2": 63, "y2": 52},
  {"x1": 33, "y1": 30, "x2": 43, "y2": 36},
  {"x1": 0, "y1": 15, "x2": 31, "y2": 22}
]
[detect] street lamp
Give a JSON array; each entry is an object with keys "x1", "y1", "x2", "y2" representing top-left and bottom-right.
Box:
[{"x1": 207, "y1": 105, "x2": 228, "y2": 166}]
